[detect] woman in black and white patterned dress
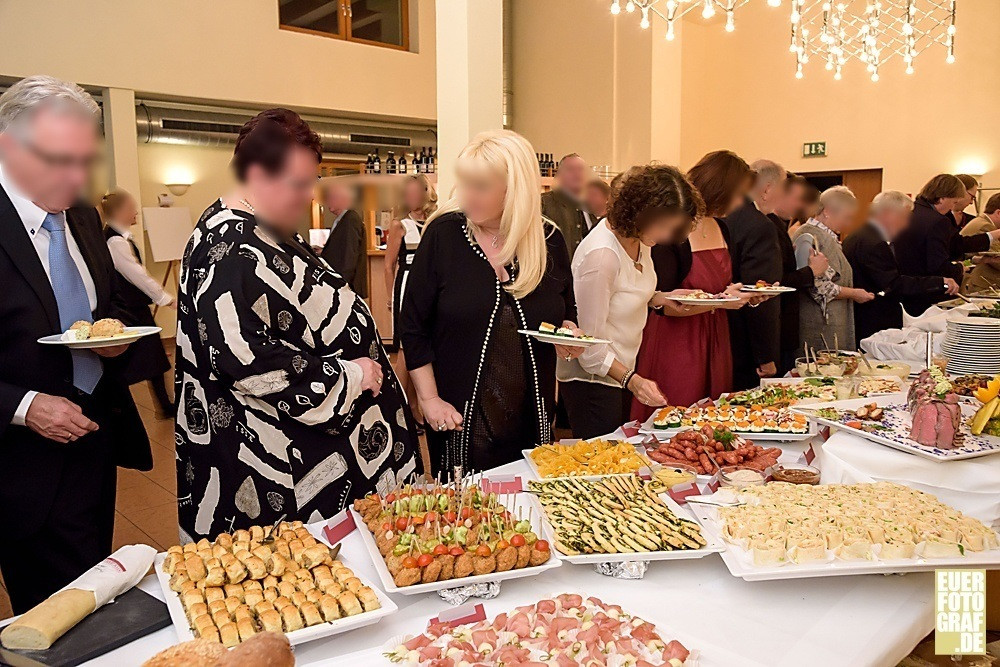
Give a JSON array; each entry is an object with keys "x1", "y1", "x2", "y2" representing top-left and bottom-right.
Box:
[{"x1": 174, "y1": 109, "x2": 417, "y2": 540}]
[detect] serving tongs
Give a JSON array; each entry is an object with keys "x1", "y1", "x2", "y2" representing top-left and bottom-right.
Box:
[{"x1": 857, "y1": 348, "x2": 874, "y2": 372}]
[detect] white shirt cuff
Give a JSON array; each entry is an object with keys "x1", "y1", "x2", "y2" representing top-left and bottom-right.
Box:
[
  {"x1": 12, "y1": 390, "x2": 38, "y2": 426},
  {"x1": 156, "y1": 292, "x2": 174, "y2": 306},
  {"x1": 340, "y1": 359, "x2": 364, "y2": 406}
]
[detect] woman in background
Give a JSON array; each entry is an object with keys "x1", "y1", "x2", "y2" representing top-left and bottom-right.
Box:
[
  {"x1": 792, "y1": 186, "x2": 874, "y2": 351},
  {"x1": 175, "y1": 108, "x2": 416, "y2": 539},
  {"x1": 953, "y1": 174, "x2": 979, "y2": 228},
  {"x1": 585, "y1": 178, "x2": 612, "y2": 222},
  {"x1": 788, "y1": 184, "x2": 820, "y2": 237},
  {"x1": 100, "y1": 189, "x2": 175, "y2": 418},
  {"x1": 631, "y1": 151, "x2": 753, "y2": 418},
  {"x1": 558, "y1": 165, "x2": 704, "y2": 439},
  {"x1": 401, "y1": 130, "x2": 581, "y2": 474},
  {"x1": 383, "y1": 174, "x2": 437, "y2": 429}
]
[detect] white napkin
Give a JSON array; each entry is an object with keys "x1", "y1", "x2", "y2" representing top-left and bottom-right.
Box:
[{"x1": 58, "y1": 544, "x2": 156, "y2": 607}]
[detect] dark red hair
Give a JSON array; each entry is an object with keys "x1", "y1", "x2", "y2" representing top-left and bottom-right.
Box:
[{"x1": 232, "y1": 108, "x2": 322, "y2": 181}]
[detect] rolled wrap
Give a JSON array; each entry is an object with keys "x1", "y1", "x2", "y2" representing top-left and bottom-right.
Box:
[{"x1": 1, "y1": 544, "x2": 155, "y2": 650}]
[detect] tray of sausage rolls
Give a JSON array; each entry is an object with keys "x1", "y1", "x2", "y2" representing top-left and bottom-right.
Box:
[{"x1": 153, "y1": 520, "x2": 396, "y2": 647}]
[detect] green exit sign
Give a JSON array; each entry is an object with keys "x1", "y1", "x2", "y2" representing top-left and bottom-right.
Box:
[{"x1": 803, "y1": 141, "x2": 827, "y2": 158}]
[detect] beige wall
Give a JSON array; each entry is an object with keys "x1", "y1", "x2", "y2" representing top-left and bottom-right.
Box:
[
  {"x1": 678, "y1": 4, "x2": 1000, "y2": 193},
  {"x1": 0, "y1": 0, "x2": 437, "y2": 121}
]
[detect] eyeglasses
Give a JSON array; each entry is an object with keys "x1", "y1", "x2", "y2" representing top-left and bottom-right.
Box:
[{"x1": 20, "y1": 137, "x2": 100, "y2": 171}]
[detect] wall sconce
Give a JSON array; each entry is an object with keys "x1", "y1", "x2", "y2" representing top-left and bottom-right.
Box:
[{"x1": 165, "y1": 183, "x2": 192, "y2": 196}]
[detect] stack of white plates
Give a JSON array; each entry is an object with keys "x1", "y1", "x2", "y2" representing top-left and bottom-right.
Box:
[{"x1": 942, "y1": 316, "x2": 1000, "y2": 374}]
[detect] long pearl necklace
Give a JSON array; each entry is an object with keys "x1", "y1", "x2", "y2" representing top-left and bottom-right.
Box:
[{"x1": 238, "y1": 197, "x2": 256, "y2": 214}]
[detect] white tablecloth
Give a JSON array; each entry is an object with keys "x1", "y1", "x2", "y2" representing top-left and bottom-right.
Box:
[{"x1": 47, "y1": 459, "x2": 935, "y2": 667}]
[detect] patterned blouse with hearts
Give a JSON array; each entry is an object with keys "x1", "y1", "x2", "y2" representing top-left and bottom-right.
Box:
[{"x1": 174, "y1": 199, "x2": 417, "y2": 540}]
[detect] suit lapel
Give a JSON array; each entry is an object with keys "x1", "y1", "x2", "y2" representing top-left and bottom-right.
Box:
[{"x1": 0, "y1": 184, "x2": 60, "y2": 330}]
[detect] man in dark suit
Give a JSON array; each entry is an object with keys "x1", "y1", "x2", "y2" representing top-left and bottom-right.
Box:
[
  {"x1": 319, "y1": 182, "x2": 368, "y2": 298},
  {"x1": 893, "y1": 174, "x2": 1000, "y2": 315},
  {"x1": 0, "y1": 76, "x2": 151, "y2": 612},
  {"x1": 844, "y1": 191, "x2": 959, "y2": 343},
  {"x1": 541, "y1": 153, "x2": 594, "y2": 257},
  {"x1": 768, "y1": 174, "x2": 828, "y2": 374},
  {"x1": 724, "y1": 160, "x2": 785, "y2": 390}
]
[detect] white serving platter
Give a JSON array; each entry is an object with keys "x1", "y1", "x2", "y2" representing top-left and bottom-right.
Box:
[
  {"x1": 524, "y1": 489, "x2": 725, "y2": 565},
  {"x1": 689, "y1": 500, "x2": 1000, "y2": 581},
  {"x1": 638, "y1": 411, "x2": 817, "y2": 441},
  {"x1": 793, "y1": 396, "x2": 1000, "y2": 461},
  {"x1": 517, "y1": 329, "x2": 610, "y2": 347},
  {"x1": 38, "y1": 325, "x2": 161, "y2": 349},
  {"x1": 349, "y1": 496, "x2": 562, "y2": 596},
  {"x1": 521, "y1": 446, "x2": 650, "y2": 482},
  {"x1": 153, "y1": 525, "x2": 397, "y2": 647}
]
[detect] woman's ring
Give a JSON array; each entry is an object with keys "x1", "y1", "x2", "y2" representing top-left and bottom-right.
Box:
[
  {"x1": 376, "y1": 377, "x2": 383, "y2": 384},
  {"x1": 564, "y1": 354, "x2": 572, "y2": 361}
]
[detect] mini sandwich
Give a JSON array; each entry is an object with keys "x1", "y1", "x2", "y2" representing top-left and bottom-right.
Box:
[
  {"x1": 538, "y1": 322, "x2": 557, "y2": 334},
  {"x1": 555, "y1": 326, "x2": 575, "y2": 337},
  {"x1": 65, "y1": 320, "x2": 92, "y2": 341}
]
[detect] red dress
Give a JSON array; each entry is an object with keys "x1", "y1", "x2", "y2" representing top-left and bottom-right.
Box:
[{"x1": 631, "y1": 247, "x2": 733, "y2": 421}]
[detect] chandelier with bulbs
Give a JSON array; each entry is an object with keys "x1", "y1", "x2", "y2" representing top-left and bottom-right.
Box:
[
  {"x1": 789, "y1": 1, "x2": 957, "y2": 80},
  {"x1": 609, "y1": 0, "x2": 781, "y2": 40},
  {"x1": 609, "y1": 0, "x2": 958, "y2": 82}
]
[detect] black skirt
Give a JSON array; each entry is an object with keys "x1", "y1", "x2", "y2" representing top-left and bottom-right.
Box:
[{"x1": 112, "y1": 304, "x2": 171, "y2": 385}]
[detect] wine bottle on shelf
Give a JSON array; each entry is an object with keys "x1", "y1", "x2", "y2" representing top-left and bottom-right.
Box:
[
  {"x1": 399, "y1": 153, "x2": 408, "y2": 174},
  {"x1": 364, "y1": 153, "x2": 373, "y2": 174},
  {"x1": 386, "y1": 151, "x2": 397, "y2": 175},
  {"x1": 428, "y1": 148, "x2": 436, "y2": 174},
  {"x1": 373, "y1": 150, "x2": 381, "y2": 174},
  {"x1": 416, "y1": 148, "x2": 426, "y2": 174}
]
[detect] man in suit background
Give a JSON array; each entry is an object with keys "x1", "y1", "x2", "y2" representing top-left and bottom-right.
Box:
[
  {"x1": 724, "y1": 159, "x2": 785, "y2": 390},
  {"x1": 768, "y1": 173, "x2": 829, "y2": 374},
  {"x1": 541, "y1": 153, "x2": 594, "y2": 257},
  {"x1": 0, "y1": 75, "x2": 151, "y2": 611},
  {"x1": 319, "y1": 181, "x2": 368, "y2": 298},
  {"x1": 844, "y1": 191, "x2": 959, "y2": 343}
]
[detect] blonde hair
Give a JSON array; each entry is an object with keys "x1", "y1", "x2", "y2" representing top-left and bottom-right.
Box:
[
  {"x1": 428, "y1": 129, "x2": 547, "y2": 299},
  {"x1": 99, "y1": 188, "x2": 135, "y2": 221},
  {"x1": 394, "y1": 173, "x2": 438, "y2": 221}
]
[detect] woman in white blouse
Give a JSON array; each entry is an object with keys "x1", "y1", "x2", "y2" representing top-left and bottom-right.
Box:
[
  {"x1": 101, "y1": 189, "x2": 176, "y2": 417},
  {"x1": 558, "y1": 165, "x2": 706, "y2": 439}
]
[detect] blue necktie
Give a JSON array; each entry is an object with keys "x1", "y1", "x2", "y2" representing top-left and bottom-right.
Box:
[{"x1": 42, "y1": 213, "x2": 102, "y2": 394}]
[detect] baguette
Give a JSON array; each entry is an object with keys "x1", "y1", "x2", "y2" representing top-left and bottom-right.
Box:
[{"x1": 0, "y1": 589, "x2": 97, "y2": 650}]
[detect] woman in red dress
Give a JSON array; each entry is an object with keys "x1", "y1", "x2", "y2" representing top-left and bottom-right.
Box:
[{"x1": 631, "y1": 151, "x2": 755, "y2": 420}]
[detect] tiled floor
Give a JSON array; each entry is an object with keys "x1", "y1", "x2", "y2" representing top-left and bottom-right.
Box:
[{"x1": 0, "y1": 356, "x2": 179, "y2": 621}]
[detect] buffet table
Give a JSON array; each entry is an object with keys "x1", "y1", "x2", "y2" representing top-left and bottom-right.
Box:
[{"x1": 51, "y1": 458, "x2": 936, "y2": 667}]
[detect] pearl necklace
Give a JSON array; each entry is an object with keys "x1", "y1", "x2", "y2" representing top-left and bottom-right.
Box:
[{"x1": 238, "y1": 197, "x2": 255, "y2": 214}]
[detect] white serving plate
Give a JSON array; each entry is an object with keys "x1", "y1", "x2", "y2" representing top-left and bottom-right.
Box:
[
  {"x1": 638, "y1": 411, "x2": 817, "y2": 441},
  {"x1": 739, "y1": 285, "x2": 795, "y2": 294},
  {"x1": 689, "y1": 500, "x2": 1000, "y2": 581},
  {"x1": 521, "y1": 446, "x2": 650, "y2": 482},
  {"x1": 793, "y1": 396, "x2": 1000, "y2": 461},
  {"x1": 153, "y1": 525, "x2": 397, "y2": 647},
  {"x1": 525, "y1": 489, "x2": 725, "y2": 565},
  {"x1": 38, "y1": 325, "x2": 161, "y2": 349},
  {"x1": 517, "y1": 329, "x2": 610, "y2": 347},
  {"x1": 349, "y1": 497, "x2": 562, "y2": 596},
  {"x1": 665, "y1": 295, "x2": 742, "y2": 305}
]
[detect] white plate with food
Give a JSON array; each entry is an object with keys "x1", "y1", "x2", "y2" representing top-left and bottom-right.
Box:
[
  {"x1": 153, "y1": 521, "x2": 397, "y2": 648},
  {"x1": 517, "y1": 329, "x2": 610, "y2": 347},
  {"x1": 739, "y1": 283, "x2": 795, "y2": 294},
  {"x1": 689, "y1": 482, "x2": 1000, "y2": 581},
  {"x1": 640, "y1": 405, "x2": 817, "y2": 441},
  {"x1": 665, "y1": 293, "x2": 742, "y2": 305},
  {"x1": 521, "y1": 439, "x2": 651, "y2": 481},
  {"x1": 349, "y1": 488, "x2": 561, "y2": 596},
  {"x1": 793, "y1": 396, "x2": 1000, "y2": 461},
  {"x1": 38, "y1": 322, "x2": 161, "y2": 349},
  {"x1": 525, "y1": 476, "x2": 724, "y2": 564}
]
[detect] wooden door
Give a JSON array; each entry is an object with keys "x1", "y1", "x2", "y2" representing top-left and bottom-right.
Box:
[{"x1": 800, "y1": 168, "x2": 883, "y2": 235}]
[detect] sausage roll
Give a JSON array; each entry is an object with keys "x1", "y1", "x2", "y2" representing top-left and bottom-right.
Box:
[
  {"x1": 319, "y1": 594, "x2": 341, "y2": 622},
  {"x1": 279, "y1": 605, "x2": 303, "y2": 632},
  {"x1": 218, "y1": 622, "x2": 239, "y2": 648},
  {"x1": 337, "y1": 591, "x2": 363, "y2": 616},
  {"x1": 259, "y1": 609, "x2": 282, "y2": 634},
  {"x1": 299, "y1": 601, "x2": 323, "y2": 627}
]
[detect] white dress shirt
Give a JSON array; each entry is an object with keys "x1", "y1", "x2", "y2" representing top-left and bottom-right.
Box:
[
  {"x1": 106, "y1": 221, "x2": 173, "y2": 306},
  {"x1": 0, "y1": 161, "x2": 99, "y2": 425},
  {"x1": 557, "y1": 220, "x2": 657, "y2": 387}
]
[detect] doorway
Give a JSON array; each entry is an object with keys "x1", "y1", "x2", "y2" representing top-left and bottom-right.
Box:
[{"x1": 799, "y1": 168, "x2": 883, "y2": 234}]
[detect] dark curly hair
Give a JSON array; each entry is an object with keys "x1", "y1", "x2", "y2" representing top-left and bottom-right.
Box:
[
  {"x1": 607, "y1": 164, "x2": 705, "y2": 239},
  {"x1": 232, "y1": 108, "x2": 322, "y2": 181}
]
